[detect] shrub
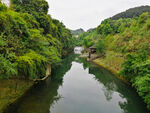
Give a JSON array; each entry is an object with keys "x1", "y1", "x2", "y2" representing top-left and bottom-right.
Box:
[
  {"x1": 120, "y1": 53, "x2": 147, "y2": 81},
  {"x1": 95, "y1": 39, "x2": 106, "y2": 55},
  {"x1": 16, "y1": 50, "x2": 47, "y2": 79},
  {"x1": 0, "y1": 55, "x2": 17, "y2": 79},
  {"x1": 134, "y1": 75, "x2": 150, "y2": 109}
]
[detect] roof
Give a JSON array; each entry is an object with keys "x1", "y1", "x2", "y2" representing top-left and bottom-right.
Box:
[{"x1": 89, "y1": 46, "x2": 96, "y2": 49}]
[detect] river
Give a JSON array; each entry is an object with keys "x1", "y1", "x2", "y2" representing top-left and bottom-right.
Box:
[{"x1": 8, "y1": 51, "x2": 149, "y2": 113}]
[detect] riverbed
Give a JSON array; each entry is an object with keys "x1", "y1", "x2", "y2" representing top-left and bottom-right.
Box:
[{"x1": 7, "y1": 54, "x2": 149, "y2": 113}]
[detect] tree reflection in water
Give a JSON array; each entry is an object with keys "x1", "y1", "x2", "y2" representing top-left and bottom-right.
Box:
[
  {"x1": 88, "y1": 65, "x2": 148, "y2": 113},
  {"x1": 8, "y1": 54, "x2": 149, "y2": 113}
]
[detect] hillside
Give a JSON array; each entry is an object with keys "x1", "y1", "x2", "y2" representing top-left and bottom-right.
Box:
[
  {"x1": 78, "y1": 7, "x2": 150, "y2": 110},
  {"x1": 87, "y1": 28, "x2": 96, "y2": 32},
  {"x1": 111, "y1": 5, "x2": 150, "y2": 20}
]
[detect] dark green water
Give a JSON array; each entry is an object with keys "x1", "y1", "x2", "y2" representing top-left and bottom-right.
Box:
[{"x1": 10, "y1": 54, "x2": 149, "y2": 113}]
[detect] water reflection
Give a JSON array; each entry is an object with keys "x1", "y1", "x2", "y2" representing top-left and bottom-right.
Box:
[
  {"x1": 89, "y1": 65, "x2": 149, "y2": 113},
  {"x1": 8, "y1": 54, "x2": 149, "y2": 113}
]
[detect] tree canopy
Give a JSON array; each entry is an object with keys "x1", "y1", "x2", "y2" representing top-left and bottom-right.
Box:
[
  {"x1": 78, "y1": 10, "x2": 150, "y2": 110},
  {"x1": 111, "y1": 5, "x2": 150, "y2": 20},
  {"x1": 0, "y1": 0, "x2": 74, "y2": 79}
]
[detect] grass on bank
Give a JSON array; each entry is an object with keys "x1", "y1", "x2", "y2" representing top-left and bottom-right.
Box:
[{"x1": 92, "y1": 51, "x2": 130, "y2": 83}]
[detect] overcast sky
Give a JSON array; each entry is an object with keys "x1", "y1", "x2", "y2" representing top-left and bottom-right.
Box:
[{"x1": 46, "y1": 0, "x2": 150, "y2": 31}]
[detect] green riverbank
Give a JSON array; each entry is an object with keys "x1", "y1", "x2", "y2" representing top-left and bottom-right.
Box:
[
  {"x1": 81, "y1": 51, "x2": 150, "y2": 110},
  {"x1": 81, "y1": 51, "x2": 132, "y2": 84},
  {"x1": 92, "y1": 51, "x2": 129, "y2": 84},
  {"x1": 0, "y1": 65, "x2": 51, "y2": 113},
  {"x1": 6, "y1": 54, "x2": 150, "y2": 113}
]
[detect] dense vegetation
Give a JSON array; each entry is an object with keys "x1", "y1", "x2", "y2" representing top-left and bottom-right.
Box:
[
  {"x1": 0, "y1": 0, "x2": 74, "y2": 79},
  {"x1": 78, "y1": 9, "x2": 150, "y2": 110},
  {"x1": 111, "y1": 5, "x2": 150, "y2": 20}
]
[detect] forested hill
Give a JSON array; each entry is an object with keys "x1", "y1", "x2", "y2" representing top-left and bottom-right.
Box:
[
  {"x1": 77, "y1": 8, "x2": 150, "y2": 109},
  {"x1": 71, "y1": 28, "x2": 84, "y2": 35},
  {"x1": 0, "y1": 0, "x2": 75, "y2": 79},
  {"x1": 111, "y1": 5, "x2": 150, "y2": 20}
]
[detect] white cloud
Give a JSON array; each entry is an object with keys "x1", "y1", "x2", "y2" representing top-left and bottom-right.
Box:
[{"x1": 46, "y1": 0, "x2": 150, "y2": 30}]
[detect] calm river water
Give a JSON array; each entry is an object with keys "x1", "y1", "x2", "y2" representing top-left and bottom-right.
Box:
[{"x1": 9, "y1": 54, "x2": 149, "y2": 113}]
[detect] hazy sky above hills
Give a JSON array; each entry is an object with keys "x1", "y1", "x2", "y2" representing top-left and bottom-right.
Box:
[{"x1": 46, "y1": 0, "x2": 150, "y2": 31}]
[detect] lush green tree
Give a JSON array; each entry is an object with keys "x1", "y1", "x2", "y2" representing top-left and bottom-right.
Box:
[
  {"x1": 0, "y1": 54, "x2": 17, "y2": 79},
  {"x1": 120, "y1": 53, "x2": 147, "y2": 80},
  {"x1": 83, "y1": 36, "x2": 93, "y2": 48},
  {"x1": 111, "y1": 5, "x2": 150, "y2": 20},
  {"x1": 80, "y1": 11, "x2": 150, "y2": 110},
  {"x1": 134, "y1": 75, "x2": 150, "y2": 109},
  {"x1": 0, "y1": 0, "x2": 74, "y2": 79},
  {"x1": 120, "y1": 53, "x2": 150, "y2": 109},
  {"x1": 11, "y1": 0, "x2": 49, "y2": 14},
  {"x1": 95, "y1": 39, "x2": 106, "y2": 55}
]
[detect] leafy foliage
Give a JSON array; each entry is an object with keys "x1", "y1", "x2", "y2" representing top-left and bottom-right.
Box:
[
  {"x1": 111, "y1": 5, "x2": 150, "y2": 20},
  {"x1": 0, "y1": 54, "x2": 17, "y2": 79},
  {"x1": 95, "y1": 39, "x2": 106, "y2": 55},
  {"x1": 0, "y1": 0, "x2": 74, "y2": 79},
  {"x1": 16, "y1": 50, "x2": 47, "y2": 79},
  {"x1": 83, "y1": 36, "x2": 93, "y2": 48},
  {"x1": 120, "y1": 53, "x2": 150, "y2": 109},
  {"x1": 11, "y1": 0, "x2": 49, "y2": 14},
  {"x1": 120, "y1": 53, "x2": 147, "y2": 80},
  {"x1": 79, "y1": 8, "x2": 150, "y2": 110},
  {"x1": 134, "y1": 75, "x2": 150, "y2": 109}
]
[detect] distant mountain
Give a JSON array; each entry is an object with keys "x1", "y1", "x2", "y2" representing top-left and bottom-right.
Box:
[
  {"x1": 71, "y1": 28, "x2": 84, "y2": 35},
  {"x1": 87, "y1": 28, "x2": 96, "y2": 32},
  {"x1": 111, "y1": 5, "x2": 150, "y2": 20}
]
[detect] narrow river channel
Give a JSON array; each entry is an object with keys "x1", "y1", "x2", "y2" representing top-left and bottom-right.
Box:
[{"x1": 9, "y1": 51, "x2": 149, "y2": 113}]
